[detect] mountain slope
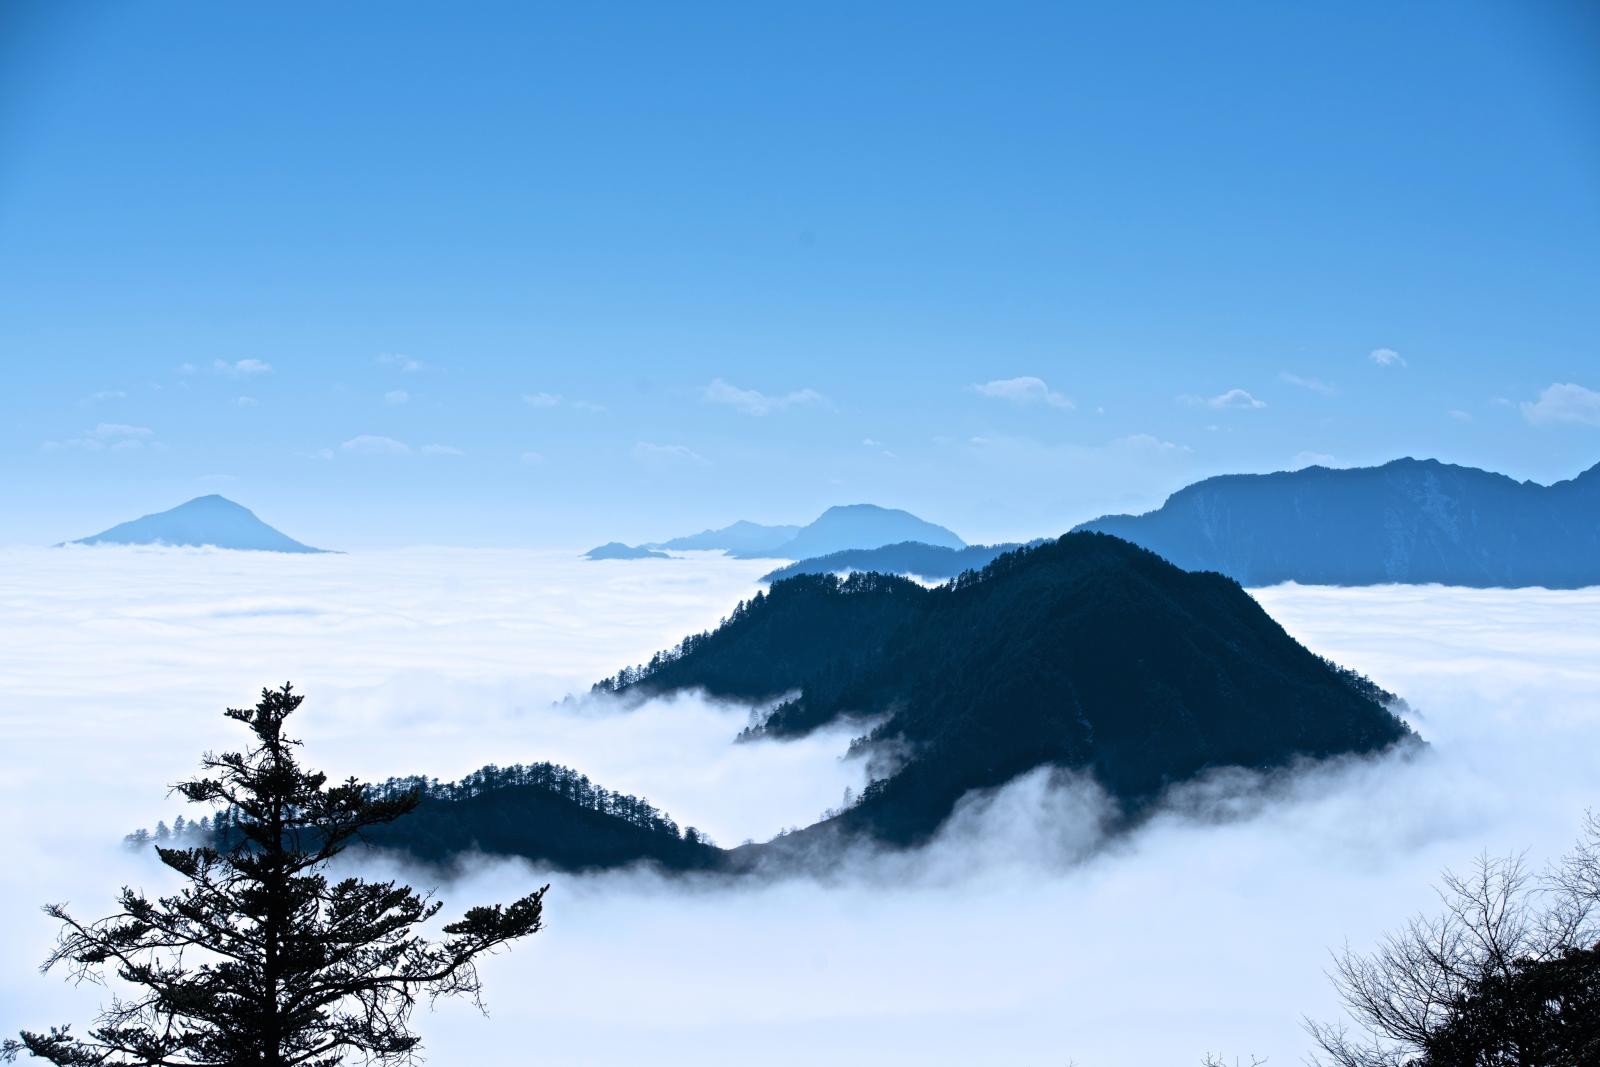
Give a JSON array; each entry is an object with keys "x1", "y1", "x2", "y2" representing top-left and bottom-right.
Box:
[
  {"x1": 741, "y1": 504, "x2": 964, "y2": 560},
  {"x1": 1074, "y1": 458, "x2": 1600, "y2": 588},
  {"x1": 648, "y1": 519, "x2": 801, "y2": 554},
  {"x1": 762, "y1": 539, "x2": 1046, "y2": 583},
  {"x1": 150, "y1": 760, "x2": 719, "y2": 873},
  {"x1": 69, "y1": 495, "x2": 328, "y2": 553},
  {"x1": 598, "y1": 533, "x2": 1412, "y2": 845}
]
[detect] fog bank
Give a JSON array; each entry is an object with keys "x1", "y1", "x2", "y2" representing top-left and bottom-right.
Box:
[{"x1": 1, "y1": 550, "x2": 1596, "y2": 1064}]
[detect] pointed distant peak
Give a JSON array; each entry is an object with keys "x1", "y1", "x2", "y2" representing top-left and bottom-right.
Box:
[
  {"x1": 66, "y1": 496, "x2": 329, "y2": 553},
  {"x1": 177, "y1": 494, "x2": 252, "y2": 510}
]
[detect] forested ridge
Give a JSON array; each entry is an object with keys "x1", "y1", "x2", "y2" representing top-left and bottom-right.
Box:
[
  {"x1": 599, "y1": 532, "x2": 1415, "y2": 845},
  {"x1": 758, "y1": 539, "x2": 1045, "y2": 583},
  {"x1": 131, "y1": 758, "x2": 720, "y2": 873}
]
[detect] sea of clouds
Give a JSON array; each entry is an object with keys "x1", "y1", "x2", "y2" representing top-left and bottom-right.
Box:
[{"x1": 1, "y1": 546, "x2": 1596, "y2": 1065}]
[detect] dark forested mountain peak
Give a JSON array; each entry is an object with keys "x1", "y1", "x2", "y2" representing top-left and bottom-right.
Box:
[
  {"x1": 598, "y1": 532, "x2": 1412, "y2": 845},
  {"x1": 1075, "y1": 458, "x2": 1600, "y2": 587},
  {"x1": 66, "y1": 495, "x2": 329, "y2": 553}
]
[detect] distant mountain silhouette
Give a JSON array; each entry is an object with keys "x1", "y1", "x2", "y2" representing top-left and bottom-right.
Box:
[
  {"x1": 762, "y1": 539, "x2": 1047, "y2": 583},
  {"x1": 1073, "y1": 458, "x2": 1600, "y2": 588},
  {"x1": 67, "y1": 496, "x2": 328, "y2": 553},
  {"x1": 742, "y1": 504, "x2": 964, "y2": 560},
  {"x1": 597, "y1": 533, "x2": 1412, "y2": 845},
  {"x1": 617, "y1": 504, "x2": 964, "y2": 561},
  {"x1": 585, "y1": 542, "x2": 672, "y2": 560},
  {"x1": 647, "y1": 519, "x2": 801, "y2": 554}
]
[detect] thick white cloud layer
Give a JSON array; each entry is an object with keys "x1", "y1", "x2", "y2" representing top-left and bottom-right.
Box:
[{"x1": 1, "y1": 550, "x2": 1597, "y2": 1065}]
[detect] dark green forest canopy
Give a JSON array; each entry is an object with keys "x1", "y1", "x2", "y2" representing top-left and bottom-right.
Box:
[
  {"x1": 597, "y1": 532, "x2": 1415, "y2": 845},
  {"x1": 135, "y1": 759, "x2": 720, "y2": 873}
]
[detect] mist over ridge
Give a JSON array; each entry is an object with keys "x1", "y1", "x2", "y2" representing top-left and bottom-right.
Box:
[{"x1": 2, "y1": 546, "x2": 1595, "y2": 1063}]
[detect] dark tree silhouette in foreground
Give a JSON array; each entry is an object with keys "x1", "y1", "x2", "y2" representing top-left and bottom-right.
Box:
[
  {"x1": 1307, "y1": 813, "x2": 1600, "y2": 1066},
  {"x1": 3, "y1": 684, "x2": 546, "y2": 1066}
]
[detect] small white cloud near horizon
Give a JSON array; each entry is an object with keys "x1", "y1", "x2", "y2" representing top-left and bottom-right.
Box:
[
  {"x1": 420, "y1": 444, "x2": 464, "y2": 457},
  {"x1": 215, "y1": 358, "x2": 273, "y2": 376},
  {"x1": 970, "y1": 376, "x2": 1074, "y2": 410},
  {"x1": 341, "y1": 434, "x2": 411, "y2": 456},
  {"x1": 1293, "y1": 451, "x2": 1339, "y2": 468},
  {"x1": 633, "y1": 441, "x2": 708, "y2": 467},
  {"x1": 1448, "y1": 409, "x2": 1473, "y2": 423},
  {"x1": 862, "y1": 437, "x2": 882, "y2": 447},
  {"x1": 236, "y1": 396, "x2": 258, "y2": 407},
  {"x1": 1521, "y1": 382, "x2": 1600, "y2": 428},
  {"x1": 1185, "y1": 388, "x2": 1266, "y2": 410},
  {"x1": 1369, "y1": 347, "x2": 1406, "y2": 367},
  {"x1": 377, "y1": 353, "x2": 424, "y2": 373},
  {"x1": 1279, "y1": 372, "x2": 1337, "y2": 397},
  {"x1": 702, "y1": 378, "x2": 827, "y2": 416},
  {"x1": 384, "y1": 390, "x2": 410, "y2": 406}
]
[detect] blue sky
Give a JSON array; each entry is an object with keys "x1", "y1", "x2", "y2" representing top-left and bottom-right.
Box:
[{"x1": 2, "y1": 0, "x2": 1597, "y2": 548}]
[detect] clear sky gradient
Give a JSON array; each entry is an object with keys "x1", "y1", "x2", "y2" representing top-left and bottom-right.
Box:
[{"x1": 2, "y1": 1, "x2": 1597, "y2": 548}]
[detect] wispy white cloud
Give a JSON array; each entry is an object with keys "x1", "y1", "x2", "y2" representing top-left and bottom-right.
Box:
[
  {"x1": 384, "y1": 390, "x2": 410, "y2": 406},
  {"x1": 1113, "y1": 433, "x2": 1191, "y2": 455},
  {"x1": 95, "y1": 423, "x2": 152, "y2": 439},
  {"x1": 377, "y1": 353, "x2": 424, "y2": 373},
  {"x1": 1448, "y1": 409, "x2": 1472, "y2": 423},
  {"x1": 214, "y1": 358, "x2": 273, "y2": 376},
  {"x1": 236, "y1": 396, "x2": 258, "y2": 407},
  {"x1": 340, "y1": 434, "x2": 411, "y2": 456},
  {"x1": 1293, "y1": 451, "x2": 1338, "y2": 468},
  {"x1": 970, "y1": 376, "x2": 1074, "y2": 410},
  {"x1": 83, "y1": 389, "x2": 127, "y2": 403},
  {"x1": 1183, "y1": 388, "x2": 1266, "y2": 410},
  {"x1": 42, "y1": 423, "x2": 156, "y2": 453},
  {"x1": 1369, "y1": 347, "x2": 1405, "y2": 367},
  {"x1": 420, "y1": 444, "x2": 464, "y2": 457},
  {"x1": 523, "y1": 393, "x2": 604, "y2": 412},
  {"x1": 1521, "y1": 382, "x2": 1600, "y2": 427},
  {"x1": 702, "y1": 379, "x2": 826, "y2": 416},
  {"x1": 633, "y1": 441, "x2": 708, "y2": 467},
  {"x1": 1279, "y1": 372, "x2": 1337, "y2": 397}
]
